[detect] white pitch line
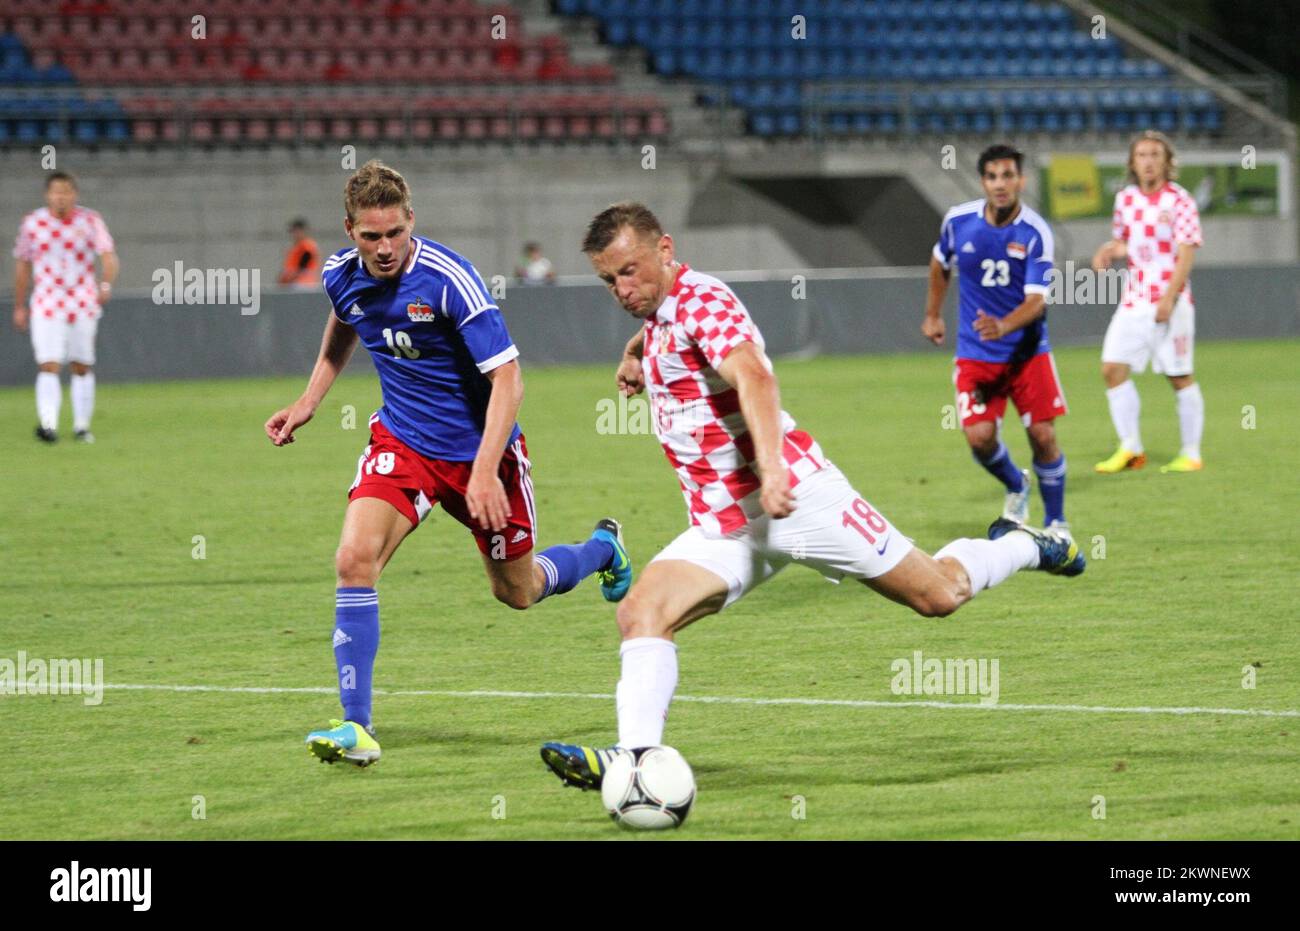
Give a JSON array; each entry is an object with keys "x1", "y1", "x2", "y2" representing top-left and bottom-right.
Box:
[{"x1": 101, "y1": 683, "x2": 1300, "y2": 718}]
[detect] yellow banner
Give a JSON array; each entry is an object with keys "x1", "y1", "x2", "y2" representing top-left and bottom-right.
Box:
[{"x1": 1046, "y1": 155, "x2": 1101, "y2": 220}]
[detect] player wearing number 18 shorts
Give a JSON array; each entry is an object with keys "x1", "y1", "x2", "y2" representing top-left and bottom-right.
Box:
[
  {"x1": 539, "y1": 202, "x2": 1084, "y2": 792},
  {"x1": 923, "y1": 144, "x2": 1071, "y2": 538},
  {"x1": 264, "y1": 161, "x2": 631, "y2": 767}
]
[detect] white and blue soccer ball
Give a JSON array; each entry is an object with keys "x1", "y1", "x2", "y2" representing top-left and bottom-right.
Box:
[{"x1": 601, "y1": 746, "x2": 696, "y2": 830}]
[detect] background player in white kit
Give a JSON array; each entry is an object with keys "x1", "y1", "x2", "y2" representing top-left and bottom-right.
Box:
[
  {"x1": 1091, "y1": 131, "x2": 1205, "y2": 474},
  {"x1": 12, "y1": 171, "x2": 118, "y2": 443},
  {"x1": 539, "y1": 203, "x2": 1085, "y2": 791}
]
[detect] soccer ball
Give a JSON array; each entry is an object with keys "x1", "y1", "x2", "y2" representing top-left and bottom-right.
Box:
[{"x1": 601, "y1": 746, "x2": 696, "y2": 830}]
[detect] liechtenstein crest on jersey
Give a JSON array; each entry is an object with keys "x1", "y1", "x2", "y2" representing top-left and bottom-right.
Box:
[
  {"x1": 406, "y1": 298, "x2": 435, "y2": 322},
  {"x1": 1006, "y1": 242, "x2": 1027, "y2": 260}
]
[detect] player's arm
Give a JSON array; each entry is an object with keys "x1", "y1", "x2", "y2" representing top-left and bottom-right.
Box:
[
  {"x1": 97, "y1": 251, "x2": 119, "y2": 304},
  {"x1": 1155, "y1": 243, "x2": 1197, "y2": 323},
  {"x1": 973, "y1": 293, "x2": 1045, "y2": 341},
  {"x1": 12, "y1": 258, "x2": 31, "y2": 331},
  {"x1": 617, "y1": 329, "x2": 646, "y2": 396},
  {"x1": 922, "y1": 255, "x2": 951, "y2": 345},
  {"x1": 1091, "y1": 238, "x2": 1127, "y2": 270},
  {"x1": 265, "y1": 311, "x2": 359, "y2": 445},
  {"x1": 718, "y1": 342, "x2": 795, "y2": 518},
  {"x1": 466, "y1": 359, "x2": 524, "y2": 533}
]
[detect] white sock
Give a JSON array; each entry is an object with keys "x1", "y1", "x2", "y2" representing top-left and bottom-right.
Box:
[
  {"x1": 36, "y1": 372, "x2": 61, "y2": 431},
  {"x1": 935, "y1": 535, "x2": 1039, "y2": 593},
  {"x1": 71, "y1": 372, "x2": 95, "y2": 432},
  {"x1": 1105, "y1": 380, "x2": 1143, "y2": 453},
  {"x1": 616, "y1": 637, "x2": 678, "y2": 748},
  {"x1": 1175, "y1": 383, "x2": 1203, "y2": 460}
]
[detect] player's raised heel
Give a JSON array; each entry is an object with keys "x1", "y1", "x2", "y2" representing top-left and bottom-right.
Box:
[
  {"x1": 540, "y1": 741, "x2": 627, "y2": 791},
  {"x1": 305, "y1": 719, "x2": 381, "y2": 767},
  {"x1": 988, "y1": 518, "x2": 1085, "y2": 577},
  {"x1": 1094, "y1": 446, "x2": 1146, "y2": 474},
  {"x1": 593, "y1": 518, "x2": 633, "y2": 602},
  {"x1": 1002, "y1": 468, "x2": 1031, "y2": 523}
]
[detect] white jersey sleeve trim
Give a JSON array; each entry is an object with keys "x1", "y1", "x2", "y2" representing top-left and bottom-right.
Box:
[{"x1": 476, "y1": 344, "x2": 519, "y2": 373}]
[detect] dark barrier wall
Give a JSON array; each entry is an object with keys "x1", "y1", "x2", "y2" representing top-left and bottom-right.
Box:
[{"x1": 2, "y1": 266, "x2": 1298, "y2": 386}]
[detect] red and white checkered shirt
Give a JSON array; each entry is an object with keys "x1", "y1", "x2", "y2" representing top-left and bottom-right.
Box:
[
  {"x1": 13, "y1": 206, "x2": 115, "y2": 322},
  {"x1": 1112, "y1": 182, "x2": 1202, "y2": 309},
  {"x1": 642, "y1": 264, "x2": 827, "y2": 536}
]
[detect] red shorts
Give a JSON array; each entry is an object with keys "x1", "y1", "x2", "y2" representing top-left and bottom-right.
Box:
[
  {"x1": 953, "y1": 352, "x2": 1068, "y2": 427},
  {"x1": 348, "y1": 418, "x2": 537, "y2": 560}
]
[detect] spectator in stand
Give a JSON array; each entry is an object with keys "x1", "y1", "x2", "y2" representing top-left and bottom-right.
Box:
[
  {"x1": 514, "y1": 242, "x2": 556, "y2": 286},
  {"x1": 279, "y1": 218, "x2": 320, "y2": 288}
]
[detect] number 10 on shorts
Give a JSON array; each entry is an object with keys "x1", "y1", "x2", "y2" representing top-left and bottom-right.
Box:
[{"x1": 842, "y1": 497, "x2": 888, "y2": 543}]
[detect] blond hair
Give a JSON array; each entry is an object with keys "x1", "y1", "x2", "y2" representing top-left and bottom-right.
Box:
[
  {"x1": 1126, "y1": 130, "x2": 1178, "y2": 185},
  {"x1": 344, "y1": 159, "x2": 412, "y2": 223}
]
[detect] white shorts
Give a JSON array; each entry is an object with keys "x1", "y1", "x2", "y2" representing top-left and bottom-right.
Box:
[
  {"x1": 650, "y1": 464, "x2": 914, "y2": 607},
  {"x1": 31, "y1": 314, "x2": 98, "y2": 365},
  {"x1": 1101, "y1": 295, "x2": 1194, "y2": 376}
]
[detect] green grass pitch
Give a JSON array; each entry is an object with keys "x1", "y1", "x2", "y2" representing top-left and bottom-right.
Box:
[{"x1": 2, "y1": 340, "x2": 1297, "y2": 839}]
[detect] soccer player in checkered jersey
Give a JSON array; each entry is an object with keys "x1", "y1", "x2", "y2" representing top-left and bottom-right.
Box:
[
  {"x1": 264, "y1": 161, "x2": 632, "y2": 767},
  {"x1": 923, "y1": 144, "x2": 1071, "y2": 537},
  {"x1": 12, "y1": 171, "x2": 118, "y2": 443},
  {"x1": 1091, "y1": 130, "x2": 1205, "y2": 474},
  {"x1": 539, "y1": 203, "x2": 1084, "y2": 790}
]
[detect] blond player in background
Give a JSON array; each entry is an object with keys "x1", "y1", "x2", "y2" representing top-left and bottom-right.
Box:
[
  {"x1": 1091, "y1": 131, "x2": 1204, "y2": 474},
  {"x1": 13, "y1": 171, "x2": 118, "y2": 443}
]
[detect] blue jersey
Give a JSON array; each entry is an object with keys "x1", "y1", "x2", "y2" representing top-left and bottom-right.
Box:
[
  {"x1": 322, "y1": 236, "x2": 520, "y2": 461},
  {"x1": 932, "y1": 199, "x2": 1054, "y2": 364}
]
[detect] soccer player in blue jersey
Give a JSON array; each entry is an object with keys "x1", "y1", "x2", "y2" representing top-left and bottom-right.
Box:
[
  {"x1": 264, "y1": 161, "x2": 632, "y2": 766},
  {"x1": 922, "y1": 144, "x2": 1071, "y2": 539}
]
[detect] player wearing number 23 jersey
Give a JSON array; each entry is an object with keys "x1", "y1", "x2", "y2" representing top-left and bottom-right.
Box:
[{"x1": 925, "y1": 144, "x2": 1071, "y2": 536}]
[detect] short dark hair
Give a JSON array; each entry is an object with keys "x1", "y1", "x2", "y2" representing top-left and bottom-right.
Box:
[
  {"x1": 582, "y1": 202, "x2": 663, "y2": 254},
  {"x1": 977, "y1": 144, "x2": 1024, "y2": 176},
  {"x1": 45, "y1": 170, "x2": 78, "y2": 190},
  {"x1": 288, "y1": 217, "x2": 308, "y2": 231}
]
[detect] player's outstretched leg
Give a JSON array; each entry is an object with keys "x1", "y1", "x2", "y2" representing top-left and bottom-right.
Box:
[
  {"x1": 488, "y1": 518, "x2": 630, "y2": 609},
  {"x1": 987, "y1": 518, "x2": 1085, "y2": 576},
  {"x1": 540, "y1": 560, "x2": 725, "y2": 791},
  {"x1": 867, "y1": 522, "x2": 1082, "y2": 619}
]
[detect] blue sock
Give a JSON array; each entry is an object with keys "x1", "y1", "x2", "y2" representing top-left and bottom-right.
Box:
[
  {"x1": 535, "y1": 536, "x2": 615, "y2": 600},
  {"x1": 334, "y1": 587, "x2": 379, "y2": 729},
  {"x1": 974, "y1": 442, "x2": 1026, "y2": 492},
  {"x1": 1034, "y1": 455, "x2": 1067, "y2": 525}
]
